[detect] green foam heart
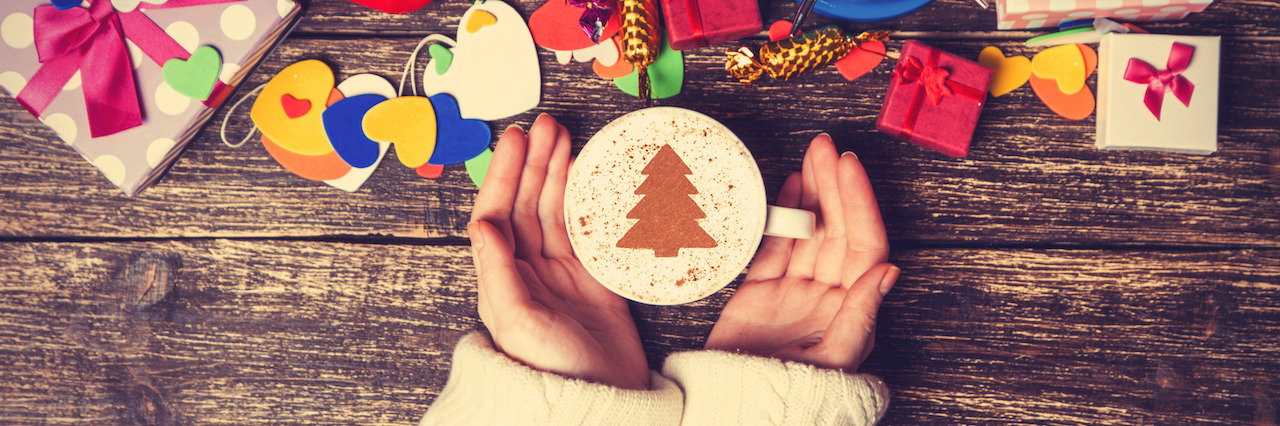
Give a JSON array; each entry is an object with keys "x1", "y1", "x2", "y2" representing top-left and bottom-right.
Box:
[
  {"x1": 429, "y1": 44, "x2": 453, "y2": 76},
  {"x1": 162, "y1": 46, "x2": 222, "y2": 101},
  {"x1": 614, "y1": 37, "x2": 683, "y2": 99},
  {"x1": 465, "y1": 148, "x2": 493, "y2": 188}
]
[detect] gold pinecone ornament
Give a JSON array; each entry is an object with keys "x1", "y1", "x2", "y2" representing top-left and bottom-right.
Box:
[{"x1": 620, "y1": 0, "x2": 661, "y2": 102}]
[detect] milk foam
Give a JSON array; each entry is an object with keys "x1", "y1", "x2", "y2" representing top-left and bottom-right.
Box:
[{"x1": 565, "y1": 108, "x2": 766, "y2": 305}]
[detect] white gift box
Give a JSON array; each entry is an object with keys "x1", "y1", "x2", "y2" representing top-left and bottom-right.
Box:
[{"x1": 1097, "y1": 33, "x2": 1220, "y2": 155}]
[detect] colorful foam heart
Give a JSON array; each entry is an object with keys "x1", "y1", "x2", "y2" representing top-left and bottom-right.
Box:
[
  {"x1": 250, "y1": 60, "x2": 336, "y2": 156},
  {"x1": 51, "y1": 0, "x2": 81, "y2": 11},
  {"x1": 422, "y1": 0, "x2": 541, "y2": 121},
  {"x1": 416, "y1": 163, "x2": 444, "y2": 179},
  {"x1": 593, "y1": 37, "x2": 633, "y2": 79},
  {"x1": 467, "y1": 10, "x2": 498, "y2": 33},
  {"x1": 1031, "y1": 44, "x2": 1096, "y2": 120},
  {"x1": 768, "y1": 20, "x2": 793, "y2": 42},
  {"x1": 529, "y1": 0, "x2": 621, "y2": 51},
  {"x1": 465, "y1": 148, "x2": 494, "y2": 188},
  {"x1": 1031, "y1": 43, "x2": 1087, "y2": 95},
  {"x1": 978, "y1": 46, "x2": 1031, "y2": 97},
  {"x1": 260, "y1": 88, "x2": 351, "y2": 181},
  {"x1": 323, "y1": 94, "x2": 388, "y2": 169},
  {"x1": 427, "y1": 93, "x2": 492, "y2": 166},
  {"x1": 614, "y1": 37, "x2": 682, "y2": 99},
  {"x1": 428, "y1": 44, "x2": 453, "y2": 75},
  {"x1": 835, "y1": 41, "x2": 886, "y2": 82},
  {"x1": 162, "y1": 46, "x2": 221, "y2": 101},
  {"x1": 262, "y1": 134, "x2": 352, "y2": 181},
  {"x1": 363, "y1": 96, "x2": 438, "y2": 168},
  {"x1": 281, "y1": 94, "x2": 310, "y2": 118},
  {"x1": 346, "y1": 0, "x2": 432, "y2": 14}
]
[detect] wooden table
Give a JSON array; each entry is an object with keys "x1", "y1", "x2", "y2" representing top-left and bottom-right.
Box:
[{"x1": 2, "y1": 0, "x2": 1277, "y2": 423}]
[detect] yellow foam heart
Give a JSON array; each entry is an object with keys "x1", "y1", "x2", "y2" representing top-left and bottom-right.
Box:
[
  {"x1": 466, "y1": 10, "x2": 497, "y2": 33},
  {"x1": 978, "y1": 46, "x2": 1031, "y2": 98},
  {"x1": 362, "y1": 96, "x2": 438, "y2": 168},
  {"x1": 250, "y1": 60, "x2": 336, "y2": 156},
  {"x1": 1031, "y1": 44, "x2": 1087, "y2": 95}
]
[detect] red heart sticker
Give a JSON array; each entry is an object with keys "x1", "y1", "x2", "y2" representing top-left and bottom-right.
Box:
[
  {"x1": 835, "y1": 41, "x2": 887, "y2": 82},
  {"x1": 281, "y1": 94, "x2": 311, "y2": 119}
]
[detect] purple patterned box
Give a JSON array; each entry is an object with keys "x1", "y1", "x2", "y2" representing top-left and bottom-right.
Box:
[{"x1": 0, "y1": 0, "x2": 301, "y2": 195}]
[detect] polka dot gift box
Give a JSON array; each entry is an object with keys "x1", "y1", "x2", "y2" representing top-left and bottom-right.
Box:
[
  {"x1": 0, "y1": 0, "x2": 301, "y2": 195},
  {"x1": 995, "y1": 0, "x2": 1214, "y2": 30}
]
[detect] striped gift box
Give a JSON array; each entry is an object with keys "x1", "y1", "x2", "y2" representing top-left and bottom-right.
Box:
[{"x1": 995, "y1": 0, "x2": 1213, "y2": 30}]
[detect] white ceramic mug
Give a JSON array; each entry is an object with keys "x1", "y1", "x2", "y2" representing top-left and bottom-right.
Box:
[{"x1": 565, "y1": 107, "x2": 815, "y2": 305}]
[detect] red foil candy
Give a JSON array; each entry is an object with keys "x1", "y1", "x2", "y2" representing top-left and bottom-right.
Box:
[
  {"x1": 661, "y1": 0, "x2": 761, "y2": 51},
  {"x1": 876, "y1": 40, "x2": 993, "y2": 158}
]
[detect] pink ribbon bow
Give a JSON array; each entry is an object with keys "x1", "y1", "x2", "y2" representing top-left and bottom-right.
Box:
[
  {"x1": 1123, "y1": 42, "x2": 1196, "y2": 121},
  {"x1": 896, "y1": 57, "x2": 956, "y2": 105},
  {"x1": 16, "y1": 0, "x2": 240, "y2": 138}
]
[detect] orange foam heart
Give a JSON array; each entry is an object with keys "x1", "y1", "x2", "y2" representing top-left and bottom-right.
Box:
[
  {"x1": 977, "y1": 46, "x2": 1031, "y2": 97},
  {"x1": 1031, "y1": 43, "x2": 1087, "y2": 95},
  {"x1": 260, "y1": 88, "x2": 352, "y2": 180},
  {"x1": 1031, "y1": 44, "x2": 1096, "y2": 121},
  {"x1": 250, "y1": 60, "x2": 336, "y2": 156}
]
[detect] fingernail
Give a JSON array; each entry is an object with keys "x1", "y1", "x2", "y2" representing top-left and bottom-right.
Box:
[
  {"x1": 879, "y1": 266, "x2": 899, "y2": 296},
  {"x1": 467, "y1": 221, "x2": 484, "y2": 252},
  {"x1": 504, "y1": 123, "x2": 523, "y2": 134},
  {"x1": 841, "y1": 151, "x2": 858, "y2": 159},
  {"x1": 816, "y1": 132, "x2": 831, "y2": 140}
]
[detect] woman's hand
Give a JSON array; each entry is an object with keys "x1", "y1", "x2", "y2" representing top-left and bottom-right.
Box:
[
  {"x1": 467, "y1": 114, "x2": 650, "y2": 389},
  {"x1": 705, "y1": 134, "x2": 898, "y2": 371}
]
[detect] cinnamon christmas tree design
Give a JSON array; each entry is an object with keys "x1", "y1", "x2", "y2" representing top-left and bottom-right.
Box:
[{"x1": 616, "y1": 144, "x2": 718, "y2": 257}]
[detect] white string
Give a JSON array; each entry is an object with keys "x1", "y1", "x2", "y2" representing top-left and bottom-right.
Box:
[
  {"x1": 219, "y1": 83, "x2": 267, "y2": 148},
  {"x1": 398, "y1": 34, "x2": 456, "y2": 98}
]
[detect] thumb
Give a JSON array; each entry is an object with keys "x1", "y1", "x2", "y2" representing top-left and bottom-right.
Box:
[
  {"x1": 469, "y1": 220, "x2": 531, "y2": 327},
  {"x1": 810, "y1": 263, "x2": 899, "y2": 371}
]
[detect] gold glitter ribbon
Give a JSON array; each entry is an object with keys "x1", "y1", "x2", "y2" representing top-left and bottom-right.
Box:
[
  {"x1": 620, "y1": 0, "x2": 661, "y2": 101},
  {"x1": 726, "y1": 28, "x2": 890, "y2": 85}
]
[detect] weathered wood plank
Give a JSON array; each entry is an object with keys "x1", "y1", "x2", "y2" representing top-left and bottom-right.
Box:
[
  {"x1": 286, "y1": 0, "x2": 1280, "y2": 37},
  {"x1": 1, "y1": 38, "x2": 1277, "y2": 245},
  {"x1": 0, "y1": 240, "x2": 1276, "y2": 424}
]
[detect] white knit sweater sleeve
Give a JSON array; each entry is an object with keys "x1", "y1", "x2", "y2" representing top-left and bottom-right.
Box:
[
  {"x1": 420, "y1": 331, "x2": 684, "y2": 426},
  {"x1": 661, "y1": 350, "x2": 891, "y2": 426}
]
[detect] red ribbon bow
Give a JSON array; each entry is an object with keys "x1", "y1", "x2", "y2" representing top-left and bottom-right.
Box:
[
  {"x1": 1123, "y1": 42, "x2": 1195, "y2": 121},
  {"x1": 17, "y1": 0, "x2": 240, "y2": 138},
  {"x1": 896, "y1": 57, "x2": 954, "y2": 105}
]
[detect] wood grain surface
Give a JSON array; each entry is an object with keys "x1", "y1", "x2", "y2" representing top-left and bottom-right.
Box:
[
  {"x1": 2, "y1": 39, "x2": 1276, "y2": 245},
  {"x1": 0, "y1": 241, "x2": 1275, "y2": 424},
  {"x1": 1, "y1": 0, "x2": 1278, "y2": 423}
]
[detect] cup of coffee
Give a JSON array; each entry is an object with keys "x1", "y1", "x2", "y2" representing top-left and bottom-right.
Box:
[{"x1": 565, "y1": 107, "x2": 815, "y2": 305}]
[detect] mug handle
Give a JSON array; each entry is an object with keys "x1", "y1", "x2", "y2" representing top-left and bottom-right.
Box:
[{"x1": 763, "y1": 205, "x2": 815, "y2": 239}]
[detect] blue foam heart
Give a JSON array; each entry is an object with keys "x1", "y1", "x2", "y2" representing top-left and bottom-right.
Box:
[
  {"x1": 51, "y1": 0, "x2": 81, "y2": 10},
  {"x1": 322, "y1": 94, "x2": 387, "y2": 169},
  {"x1": 427, "y1": 93, "x2": 491, "y2": 166}
]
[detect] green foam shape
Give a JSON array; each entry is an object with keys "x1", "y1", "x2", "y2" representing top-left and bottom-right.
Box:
[
  {"x1": 465, "y1": 148, "x2": 493, "y2": 188},
  {"x1": 162, "y1": 46, "x2": 221, "y2": 101},
  {"x1": 614, "y1": 37, "x2": 683, "y2": 99},
  {"x1": 429, "y1": 44, "x2": 453, "y2": 76}
]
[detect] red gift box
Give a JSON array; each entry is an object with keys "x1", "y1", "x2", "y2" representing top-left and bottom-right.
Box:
[
  {"x1": 661, "y1": 0, "x2": 761, "y2": 51},
  {"x1": 876, "y1": 40, "x2": 993, "y2": 158}
]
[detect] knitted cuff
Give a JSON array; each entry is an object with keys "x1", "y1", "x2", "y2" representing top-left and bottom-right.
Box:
[
  {"x1": 662, "y1": 350, "x2": 890, "y2": 426},
  {"x1": 421, "y1": 331, "x2": 683, "y2": 426}
]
